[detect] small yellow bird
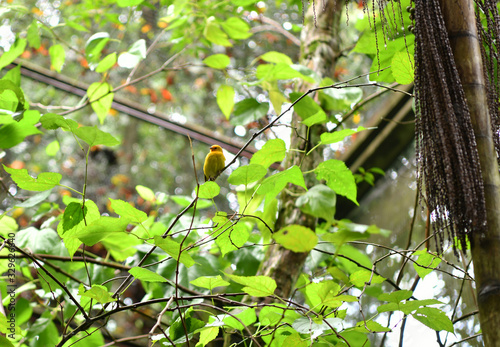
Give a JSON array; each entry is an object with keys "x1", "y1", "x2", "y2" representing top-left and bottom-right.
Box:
[{"x1": 203, "y1": 145, "x2": 226, "y2": 182}]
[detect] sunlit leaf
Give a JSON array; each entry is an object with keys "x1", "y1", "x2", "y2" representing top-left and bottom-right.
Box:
[
  {"x1": 296, "y1": 184, "x2": 336, "y2": 223},
  {"x1": 273, "y1": 225, "x2": 317, "y2": 252},
  {"x1": 315, "y1": 160, "x2": 358, "y2": 205},
  {"x1": 49, "y1": 44, "x2": 65, "y2": 72},
  {"x1": 226, "y1": 273, "x2": 277, "y2": 297},
  {"x1": 198, "y1": 181, "x2": 220, "y2": 199},
  {"x1": 153, "y1": 235, "x2": 195, "y2": 267},
  {"x1": 3, "y1": 166, "x2": 61, "y2": 191},
  {"x1": 216, "y1": 85, "x2": 235, "y2": 119},
  {"x1": 227, "y1": 164, "x2": 267, "y2": 185},
  {"x1": 249, "y1": 138, "x2": 286, "y2": 169},
  {"x1": 109, "y1": 198, "x2": 147, "y2": 223},
  {"x1": 129, "y1": 267, "x2": 168, "y2": 282},
  {"x1": 203, "y1": 54, "x2": 230, "y2": 69}
]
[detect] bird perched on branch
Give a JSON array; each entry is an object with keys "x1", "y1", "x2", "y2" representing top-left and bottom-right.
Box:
[{"x1": 203, "y1": 145, "x2": 226, "y2": 182}]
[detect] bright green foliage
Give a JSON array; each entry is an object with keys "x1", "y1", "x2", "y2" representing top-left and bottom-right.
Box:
[
  {"x1": 296, "y1": 184, "x2": 336, "y2": 223},
  {"x1": 250, "y1": 138, "x2": 287, "y2": 168},
  {"x1": 135, "y1": 184, "x2": 155, "y2": 201},
  {"x1": 3, "y1": 166, "x2": 61, "y2": 191},
  {"x1": 226, "y1": 274, "x2": 277, "y2": 297},
  {"x1": 257, "y1": 165, "x2": 307, "y2": 198},
  {"x1": 413, "y1": 249, "x2": 442, "y2": 279},
  {"x1": 198, "y1": 181, "x2": 220, "y2": 199},
  {"x1": 0, "y1": 38, "x2": 26, "y2": 70},
  {"x1": 231, "y1": 98, "x2": 269, "y2": 126},
  {"x1": 273, "y1": 224, "x2": 318, "y2": 252},
  {"x1": 228, "y1": 164, "x2": 267, "y2": 185},
  {"x1": 190, "y1": 275, "x2": 230, "y2": 290},
  {"x1": 203, "y1": 54, "x2": 231, "y2": 69},
  {"x1": 87, "y1": 82, "x2": 114, "y2": 124},
  {"x1": 216, "y1": 84, "x2": 235, "y2": 118},
  {"x1": 320, "y1": 126, "x2": 367, "y2": 145},
  {"x1": 153, "y1": 235, "x2": 195, "y2": 267},
  {"x1": 78, "y1": 284, "x2": 116, "y2": 304},
  {"x1": 129, "y1": 267, "x2": 168, "y2": 283},
  {"x1": 109, "y1": 198, "x2": 148, "y2": 223},
  {"x1": 314, "y1": 159, "x2": 358, "y2": 205}
]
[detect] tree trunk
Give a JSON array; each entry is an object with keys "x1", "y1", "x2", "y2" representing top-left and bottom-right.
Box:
[
  {"x1": 257, "y1": 0, "x2": 343, "y2": 300},
  {"x1": 439, "y1": 1, "x2": 500, "y2": 345}
]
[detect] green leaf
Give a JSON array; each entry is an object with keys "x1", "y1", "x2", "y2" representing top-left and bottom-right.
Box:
[
  {"x1": 296, "y1": 184, "x2": 336, "y2": 223},
  {"x1": 350, "y1": 269, "x2": 385, "y2": 288},
  {"x1": 117, "y1": 0, "x2": 144, "y2": 7},
  {"x1": 256, "y1": 165, "x2": 306, "y2": 198},
  {"x1": 378, "y1": 290, "x2": 413, "y2": 303},
  {"x1": 109, "y1": 198, "x2": 147, "y2": 223},
  {"x1": 273, "y1": 225, "x2": 318, "y2": 253},
  {"x1": 3, "y1": 166, "x2": 61, "y2": 191},
  {"x1": 354, "y1": 320, "x2": 391, "y2": 333},
  {"x1": 315, "y1": 159, "x2": 358, "y2": 205},
  {"x1": 87, "y1": 82, "x2": 114, "y2": 123},
  {"x1": 16, "y1": 228, "x2": 62, "y2": 254},
  {"x1": 289, "y1": 93, "x2": 326, "y2": 122},
  {"x1": 322, "y1": 220, "x2": 391, "y2": 245},
  {"x1": 413, "y1": 307, "x2": 454, "y2": 333},
  {"x1": 0, "y1": 38, "x2": 27, "y2": 70},
  {"x1": 318, "y1": 84, "x2": 363, "y2": 112},
  {"x1": 221, "y1": 17, "x2": 252, "y2": 40},
  {"x1": 40, "y1": 113, "x2": 79, "y2": 131},
  {"x1": 27, "y1": 20, "x2": 41, "y2": 49},
  {"x1": 45, "y1": 140, "x2": 60, "y2": 156},
  {"x1": 203, "y1": 54, "x2": 231, "y2": 69},
  {"x1": 304, "y1": 280, "x2": 340, "y2": 309},
  {"x1": 117, "y1": 39, "x2": 147, "y2": 69},
  {"x1": 413, "y1": 249, "x2": 441, "y2": 279},
  {"x1": 223, "y1": 307, "x2": 257, "y2": 330},
  {"x1": 292, "y1": 316, "x2": 342, "y2": 335},
  {"x1": 399, "y1": 299, "x2": 444, "y2": 314},
  {"x1": 85, "y1": 32, "x2": 110, "y2": 65},
  {"x1": 0, "y1": 110, "x2": 41, "y2": 148},
  {"x1": 226, "y1": 274, "x2": 277, "y2": 297},
  {"x1": 227, "y1": 164, "x2": 267, "y2": 185},
  {"x1": 198, "y1": 181, "x2": 220, "y2": 199},
  {"x1": 392, "y1": 51, "x2": 414, "y2": 84},
  {"x1": 136, "y1": 185, "x2": 155, "y2": 202},
  {"x1": 62, "y1": 202, "x2": 87, "y2": 234},
  {"x1": 96, "y1": 52, "x2": 117, "y2": 73},
  {"x1": 257, "y1": 63, "x2": 314, "y2": 83},
  {"x1": 2, "y1": 63, "x2": 21, "y2": 86},
  {"x1": 260, "y1": 51, "x2": 293, "y2": 65},
  {"x1": 203, "y1": 18, "x2": 232, "y2": 46},
  {"x1": 74, "y1": 216, "x2": 130, "y2": 246},
  {"x1": 0, "y1": 79, "x2": 27, "y2": 113},
  {"x1": 74, "y1": 126, "x2": 120, "y2": 146},
  {"x1": 13, "y1": 190, "x2": 51, "y2": 208},
  {"x1": 66, "y1": 20, "x2": 89, "y2": 32},
  {"x1": 215, "y1": 222, "x2": 249, "y2": 256},
  {"x1": 129, "y1": 267, "x2": 168, "y2": 282},
  {"x1": 171, "y1": 195, "x2": 212, "y2": 209},
  {"x1": 170, "y1": 315, "x2": 206, "y2": 341},
  {"x1": 49, "y1": 44, "x2": 65, "y2": 72},
  {"x1": 78, "y1": 284, "x2": 116, "y2": 304},
  {"x1": 197, "y1": 327, "x2": 219, "y2": 347},
  {"x1": 231, "y1": 98, "x2": 269, "y2": 126},
  {"x1": 249, "y1": 138, "x2": 286, "y2": 169},
  {"x1": 153, "y1": 235, "x2": 195, "y2": 267},
  {"x1": 190, "y1": 275, "x2": 230, "y2": 290},
  {"x1": 216, "y1": 85, "x2": 235, "y2": 119},
  {"x1": 320, "y1": 127, "x2": 368, "y2": 145}
]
